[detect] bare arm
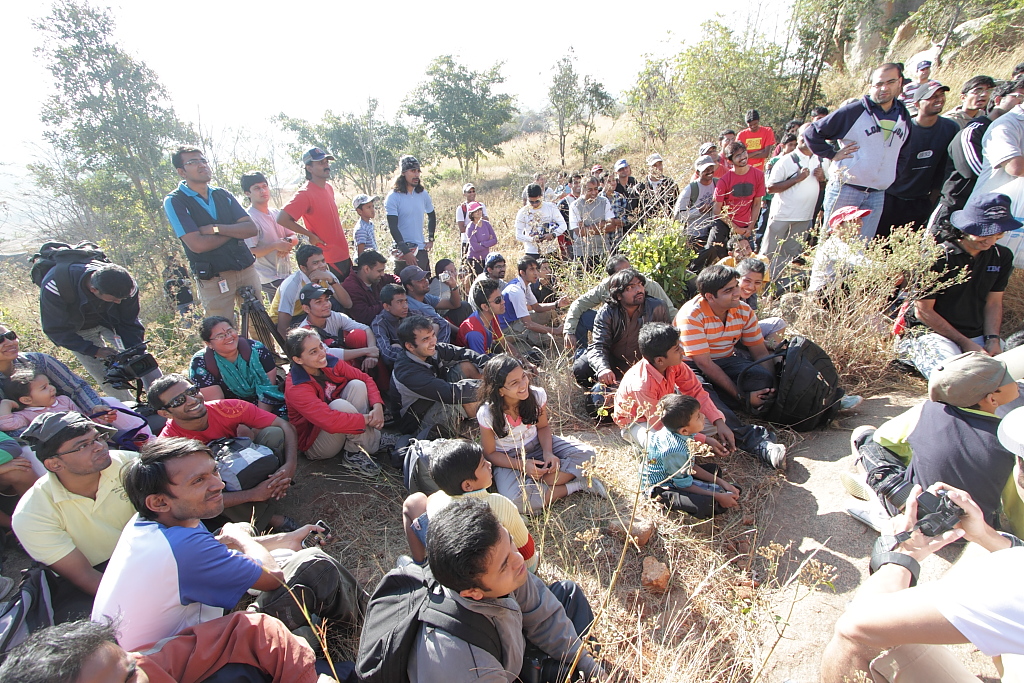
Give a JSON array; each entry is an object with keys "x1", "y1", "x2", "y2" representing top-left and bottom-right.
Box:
[
  {"x1": 276, "y1": 211, "x2": 320, "y2": 245},
  {"x1": 199, "y1": 385, "x2": 226, "y2": 402},
  {"x1": 1002, "y1": 156, "x2": 1024, "y2": 176},
  {"x1": 216, "y1": 523, "x2": 285, "y2": 591},
  {"x1": 180, "y1": 217, "x2": 257, "y2": 254},
  {"x1": 49, "y1": 549, "x2": 104, "y2": 596},
  {"x1": 913, "y1": 299, "x2": 984, "y2": 353},
  {"x1": 766, "y1": 168, "x2": 809, "y2": 194},
  {"x1": 983, "y1": 291, "x2": 1004, "y2": 355}
]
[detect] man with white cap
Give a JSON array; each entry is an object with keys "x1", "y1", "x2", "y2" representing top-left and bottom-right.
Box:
[
  {"x1": 844, "y1": 351, "x2": 1019, "y2": 530},
  {"x1": 352, "y1": 193, "x2": 380, "y2": 255},
  {"x1": 386, "y1": 155, "x2": 436, "y2": 273},
  {"x1": 277, "y1": 147, "x2": 353, "y2": 281},
  {"x1": 673, "y1": 155, "x2": 719, "y2": 238},
  {"x1": 456, "y1": 183, "x2": 487, "y2": 256},
  {"x1": 899, "y1": 192, "x2": 1018, "y2": 379},
  {"x1": 636, "y1": 153, "x2": 679, "y2": 223},
  {"x1": 759, "y1": 123, "x2": 829, "y2": 278},
  {"x1": 822, "y1": 408, "x2": 1024, "y2": 683},
  {"x1": 899, "y1": 59, "x2": 941, "y2": 116}
]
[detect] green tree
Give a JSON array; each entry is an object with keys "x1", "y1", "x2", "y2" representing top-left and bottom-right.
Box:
[
  {"x1": 548, "y1": 54, "x2": 585, "y2": 167},
  {"x1": 624, "y1": 57, "x2": 683, "y2": 145},
  {"x1": 573, "y1": 78, "x2": 615, "y2": 166},
  {"x1": 34, "y1": 0, "x2": 186, "y2": 242},
  {"x1": 276, "y1": 99, "x2": 410, "y2": 195},
  {"x1": 405, "y1": 55, "x2": 517, "y2": 174}
]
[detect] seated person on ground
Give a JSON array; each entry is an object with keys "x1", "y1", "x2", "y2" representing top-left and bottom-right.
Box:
[
  {"x1": 401, "y1": 438, "x2": 538, "y2": 570},
  {"x1": 390, "y1": 315, "x2": 486, "y2": 439},
  {"x1": 341, "y1": 248, "x2": 402, "y2": 327},
  {"x1": 478, "y1": 355, "x2": 601, "y2": 515},
  {"x1": 821, "y1": 477, "x2": 1024, "y2": 683},
  {"x1": 0, "y1": 368, "x2": 149, "y2": 440},
  {"x1": 429, "y1": 258, "x2": 474, "y2": 326},
  {"x1": 92, "y1": 437, "x2": 362, "y2": 652},
  {"x1": 563, "y1": 254, "x2": 679, "y2": 350},
  {"x1": 808, "y1": 206, "x2": 872, "y2": 297},
  {"x1": 284, "y1": 328, "x2": 393, "y2": 474},
  {"x1": 12, "y1": 413, "x2": 130, "y2": 623},
  {"x1": 457, "y1": 279, "x2": 507, "y2": 355},
  {"x1": 473, "y1": 252, "x2": 508, "y2": 289},
  {"x1": 402, "y1": 497, "x2": 602, "y2": 682},
  {"x1": 573, "y1": 268, "x2": 669, "y2": 413},
  {"x1": 644, "y1": 394, "x2": 740, "y2": 519},
  {"x1": 271, "y1": 244, "x2": 353, "y2": 338},
  {"x1": 675, "y1": 265, "x2": 796, "y2": 468},
  {"x1": 151, "y1": 374, "x2": 299, "y2": 533},
  {"x1": 898, "y1": 192, "x2": 1017, "y2": 380},
  {"x1": 296, "y1": 284, "x2": 379, "y2": 372},
  {"x1": 846, "y1": 351, "x2": 1019, "y2": 530},
  {"x1": 401, "y1": 265, "x2": 460, "y2": 343},
  {"x1": 0, "y1": 611, "x2": 323, "y2": 683},
  {"x1": 373, "y1": 282, "x2": 434, "y2": 371},
  {"x1": 497, "y1": 256, "x2": 570, "y2": 355},
  {"x1": 189, "y1": 316, "x2": 283, "y2": 413},
  {"x1": 735, "y1": 258, "x2": 787, "y2": 346},
  {"x1": 613, "y1": 322, "x2": 729, "y2": 454},
  {"x1": 716, "y1": 234, "x2": 770, "y2": 269},
  {"x1": 0, "y1": 430, "x2": 35, "y2": 532},
  {"x1": 529, "y1": 258, "x2": 560, "y2": 328}
]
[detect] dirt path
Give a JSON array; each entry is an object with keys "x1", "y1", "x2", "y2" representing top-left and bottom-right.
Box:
[{"x1": 757, "y1": 392, "x2": 1000, "y2": 682}]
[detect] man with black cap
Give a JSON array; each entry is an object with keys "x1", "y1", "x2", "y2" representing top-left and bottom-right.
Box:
[
  {"x1": 945, "y1": 75, "x2": 997, "y2": 129},
  {"x1": 613, "y1": 159, "x2": 640, "y2": 233},
  {"x1": 277, "y1": 147, "x2": 353, "y2": 281},
  {"x1": 737, "y1": 110, "x2": 776, "y2": 172},
  {"x1": 296, "y1": 284, "x2": 379, "y2": 371},
  {"x1": 899, "y1": 192, "x2": 1018, "y2": 379},
  {"x1": 474, "y1": 252, "x2": 508, "y2": 289},
  {"x1": 386, "y1": 155, "x2": 436, "y2": 273},
  {"x1": 12, "y1": 412, "x2": 135, "y2": 621},
  {"x1": 400, "y1": 265, "x2": 459, "y2": 343},
  {"x1": 875, "y1": 82, "x2": 959, "y2": 239},
  {"x1": 242, "y1": 171, "x2": 296, "y2": 301}
]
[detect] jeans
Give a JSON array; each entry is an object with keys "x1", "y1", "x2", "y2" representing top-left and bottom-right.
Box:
[
  {"x1": 686, "y1": 358, "x2": 775, "y2": 462},
  {"x1": 650, "y1": 463, "x2": 728, "y2": 519},
  {"x1": 822, "y1": 180, "x2": 887, "y2": 240},
  {"x1": 898, "y1": 332, "x2": 1000, "y2": 381}
]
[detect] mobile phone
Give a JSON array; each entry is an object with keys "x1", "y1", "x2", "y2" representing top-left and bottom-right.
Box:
[{"x1": 302, "y1": 520, "x2": 331, "y2": 548}]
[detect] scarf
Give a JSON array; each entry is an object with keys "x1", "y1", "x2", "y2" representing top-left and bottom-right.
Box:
[{"x1": 214, "y1": 342, "x2": 284, "y2": 405}]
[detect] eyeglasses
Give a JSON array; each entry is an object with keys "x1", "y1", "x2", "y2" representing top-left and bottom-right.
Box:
[
  {"x1": 57, "y1": 434, "x2": 104, "y2": 457},
  {"x1": 162, "y1": 385, "x2": 200, "y2": 410},
  {"x1": 967, "y1": 87, "x2": 993, "y2": 96},
  {"x1": 209, "y1": 327, "x2": 237, "y2": 343},
  {"x1": 183, "y1": 158, "x2": 210, "y2": 167},
  {"x1": 0, "y1": 331, "x2": 16, "y2": 341}
]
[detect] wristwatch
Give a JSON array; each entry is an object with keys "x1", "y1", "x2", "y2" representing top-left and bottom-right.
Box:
[
  {"x1": 212, "y1": 225, "x2": 220, "y2": 234},
  {"x1": 983, "y1": 334, "x2": 1000, "y2": 342}
]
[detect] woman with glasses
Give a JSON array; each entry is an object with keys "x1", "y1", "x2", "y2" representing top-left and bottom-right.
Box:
[{"x1": 189, "y1": 316, "x2": 283, "y2": 413}]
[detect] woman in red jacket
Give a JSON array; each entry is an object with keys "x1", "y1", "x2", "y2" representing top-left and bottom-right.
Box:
[{"x1": 284, "y1": 328, "x2": 395, "y2": 475}]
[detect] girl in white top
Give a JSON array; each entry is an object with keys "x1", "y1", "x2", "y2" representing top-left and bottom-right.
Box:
[{"x1": 477, "y1": 355, "x2": 601, "y2": 514}]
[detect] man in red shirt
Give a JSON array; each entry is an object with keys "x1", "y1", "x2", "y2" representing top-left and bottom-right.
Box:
[
  {"x1": 277, "y1": 147, "x2": 353, "y2": 281},
  {"x1": 697, "y1": 142, "x2": 766, "y2": 269},
  {"x1": 150, "y1": 374, "x2": 299, "y2": 532},
  {"x1": 736, "y1": 110, "x2": 776, "y2": 171}
]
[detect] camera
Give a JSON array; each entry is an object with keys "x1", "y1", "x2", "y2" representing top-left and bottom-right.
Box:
[
  {"x1": 103, "y1": 343, "x2": 159, "y2": 391},
  {"x1": 914, "y1": 490, "x2": 964, "y2": 537}
]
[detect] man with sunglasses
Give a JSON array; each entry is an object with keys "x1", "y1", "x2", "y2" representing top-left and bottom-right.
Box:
[
  {"x1": 149, "y1": 374, "x2": 298, "y2": 533},
  {"x1": 12, "y1": 412, "x2": 136, "y2": 623},
  {"x1": 515, "y1": 184, "x2": 566, "y2": 257}
]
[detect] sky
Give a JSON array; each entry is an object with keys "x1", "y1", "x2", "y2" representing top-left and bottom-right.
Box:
[{"x1": 0, "y1": 0, "x2": 776, "y2": 241}]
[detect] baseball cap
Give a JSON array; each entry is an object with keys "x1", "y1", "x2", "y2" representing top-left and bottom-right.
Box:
[
  {"x1": 828, "y1": 206, "x2": 872, "y2": 230},
  {"x1": 465, "y1": 201, "x2": 483, "y2": 214},
  {"x1": 484, "y1": 252, "x2": 505, "y2": 268},
  {"x1": 916, "y1": 60, "x2": 932, "y2": 70},
  {"x1": 462, "y1": 183, "x2": 476, "y2": 192},
  {"x1": 399, "y1": 265, "x2": 429, "y2": 285},
  {"x1": 998, "y1": 406, "x2": 1024, "y2": 457},
  {"x1": 352, "y1": 194, "x2": 377, "y2": 210},
  {"x1": 591, "y1": 164, "x2": 603, "y2": 174},
  {"x1": 950, "y1": 192, "x2": 1022, "y2": 237},
  {"x1": 299, "y1": 283, "x2": 331, "y2": 305},
  {"x1": 21, "y1": 411, "x2": 116, "y2": 451},
  {"x1": 301, "y1": 147, "x2": 335, "y2": 165},
  {"x1": 614, "y1": 159, "x2": 630, "y2": 171},
  {"x1": 928, "y1": 351, "x2": 1014, "y2": 407},
  {"x1": 400, "y1": 155, "x2": 420, "y2": 172},
  {"x1": 914, "y1": 82, "x2": 950, "y2": 102},
  {"x1": 694, "y1": 155, "x2": 717, "y2": 172},
  {"x1": 646, "y1": 153, "x2": 664, "y2": 166},
  {"x1": 698, "y1": 142, "x2": 716, "y2": 155}
]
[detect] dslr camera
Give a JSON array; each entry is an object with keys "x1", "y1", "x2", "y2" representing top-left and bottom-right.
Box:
[{"x1": 914, "y1": 490, "x2": 964, "y2": 537}]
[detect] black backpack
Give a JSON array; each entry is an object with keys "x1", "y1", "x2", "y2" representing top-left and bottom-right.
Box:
[
  {"x1": 355, "y1": 563, "x2": 501, "y2": 683},
  {"x1": 401, "y1": 439, "x2": 440, "y2": 495},
  {"x1": 29, "y1": 241, "x2": 110, "y2": 299},
  {"x1": 0, "y1": 566, "x2": 54, "y2": 661},
  {"x1": 739, "y1": 336, "x2": 844, "y2": 431}
]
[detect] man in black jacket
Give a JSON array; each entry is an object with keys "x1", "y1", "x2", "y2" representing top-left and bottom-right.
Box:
[
  {"x1": 390, "y1": 315, "x2": 487, "y2": 438},
  {"x1": 40, "y1": 261, "x2": 160, "y2": 401},
  {"x1": 572, "y1": 268, "x2": 668, "y2": 413}
]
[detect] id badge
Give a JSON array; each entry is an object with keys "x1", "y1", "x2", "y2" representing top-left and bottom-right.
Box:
[
  {"x1": 218, "y1": 279, "x2": 229, "y2": 294},
  {"x1": 112, "y1": 334, "x2": 125, "y2": 352}
]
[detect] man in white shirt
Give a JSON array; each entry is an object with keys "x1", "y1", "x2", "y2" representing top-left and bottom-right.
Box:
[
  {"x1": 515, "y1": 184, "x2": 567, "y2": 257},
  {"x1": 759, "y1": 123, "x2": 828, "y2": 279},
  {"x1": 569, "y1": 176, "x2": 615, "y2": 269},
  {"x1": 242, "y1": 172, "x2": 296, "y2": 301},
  {"x1": 673, "y1": 155, "x2": 719, "y2": 239},
  {"x1": 970, "y1": 102, "x2": 1024, "y2": 218}
]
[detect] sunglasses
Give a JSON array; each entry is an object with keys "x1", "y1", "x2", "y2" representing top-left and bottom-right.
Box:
[
  {"x1": 162, "y1": 385, "x2": 200, "y2": 410},
  {"x1": 0, "y1": 331, "x2": 16, "y2": 342}
]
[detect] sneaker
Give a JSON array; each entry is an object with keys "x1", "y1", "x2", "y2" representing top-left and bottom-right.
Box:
[
  {"x1": 840, "y1": 470, "x2": 873, "y2": 501},
  {"x1": 846, "y1": 501, "x2": 890, "y2": 534},
  {"x1": 850, "y1": 425, "x2": 876, "y2": 460},
  {"x1": 341, "y1": 450, "x2": 381, "y2": 477},
  {"x1": 759, "y1": 442, "x2": 787, "y2": 469},
  {"x1": 587, "y1": 476, "x2": 609, "y2": 499},
  {"x1": 838, "y1": 394, "x2": 863, "y2": 412}
]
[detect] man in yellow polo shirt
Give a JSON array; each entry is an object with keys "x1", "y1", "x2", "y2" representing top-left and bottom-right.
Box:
[{"x1": 12, "y1": 412, "x2": 136, "y2": 622}]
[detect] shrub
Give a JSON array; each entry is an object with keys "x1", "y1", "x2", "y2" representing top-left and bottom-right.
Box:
[{"x1": 620, "y1": 219, "x2": 696, "y2": 306}]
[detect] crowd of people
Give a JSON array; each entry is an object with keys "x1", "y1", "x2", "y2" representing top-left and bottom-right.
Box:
[{"x1": 1, "y1": 58, "x2": 1024, "y2": 683}]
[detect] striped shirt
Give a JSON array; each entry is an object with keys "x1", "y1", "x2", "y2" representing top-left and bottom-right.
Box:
[
  {"x1": 354, "y1": 218, "x2": 377, "y2": 251},
  {"x1": 675, "y1": 297, "x2": 763, "y2": 360}
]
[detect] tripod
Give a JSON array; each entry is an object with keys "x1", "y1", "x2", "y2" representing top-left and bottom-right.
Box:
[{"x1": 238, "y1": 285, "x2": 286, "y2": 358}]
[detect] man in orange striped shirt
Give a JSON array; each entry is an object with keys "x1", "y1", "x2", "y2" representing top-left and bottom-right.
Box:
[{"x1": 675, "y1": 265, "x2": 785, "y2": 468}]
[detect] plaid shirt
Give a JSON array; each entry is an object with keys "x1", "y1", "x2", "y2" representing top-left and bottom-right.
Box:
[{"x1": 604, "y1": 191, "x2": 628, "y2": 220}]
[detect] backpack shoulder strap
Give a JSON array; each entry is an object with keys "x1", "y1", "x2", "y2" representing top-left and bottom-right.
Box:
[
  {"x1": 236, "y1": 337, "x2": 253, "y2": 363},
  {"x1": 421, "y1": 599, "x2": 502, "y2": 663},
  {"x1": 204, "y1": 348, "x2": 222, "y2": 383},
  {"x1": 687, "y1": 181, "x2": 700, "y2": 208}
]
